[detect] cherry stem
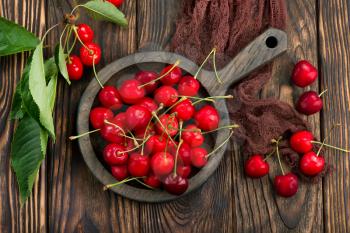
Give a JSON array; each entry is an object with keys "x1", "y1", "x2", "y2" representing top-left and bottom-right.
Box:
[
  {"x1": 319, "y1": 89, "x2": 328, "y2": 97},
  {"x1": 173, "y1": 121, "x2": 184, "y2": 176},
  {"x1": 272, "y1": 137, "x2": 285, "y2": 175},
  {"x1": 135, "y1": 179, "x2": 155, "y2": 190},
  {"x1": 117, "y1": 135, "x2": 151, "y2": 155},
  {"x1": 162, "y1": 97, "x2": 186, "y2": 115},
  {"x1": 93, "y1": 57, "x2": 104, "y2": 88},
  {"x1": 59, "y1": 24, "x2": 69, "y2": 51},
  {"x1": 263, "y1": 148, "x2": 277, "y2": 161},
  {"x1": 72, "y1": 26, "x2": 91, "y2": 52},
  {"x1": 206, "y1": 130, "x2": 234, "y2": 158},
  {"x1": 41, "y1": 23, "x2": 60, "y2": 43},
  {"x1": 69, "y1": 128, "x2": 100, "y2": 140},
  {"x1": 194, "y1": 48, "x2": 223, "y2": 84},
  {"x1": 202, "y1": 124, "x2": 239, "y2": 135},
  {"x1": 151, "y1": 111, "x2": 177, "y2": 146},
  {"x1": 312, "y1": 141, "x2": 349, "y2": 153},
  {"x1": 103, "y1": 176, "x2": 145, "y2": 191},
  {"x1": 138, "y1": 60, "x2": 181, "y2": 88},
  {"x1": 67, "y1": 32, "x2": 77, "y2": 56},
  {"x1": 178, "y1": 95, "x2": 233, "y2": 102},
  {"x1": 316, "y1": 123, "x2": 340, "y2": 156}
]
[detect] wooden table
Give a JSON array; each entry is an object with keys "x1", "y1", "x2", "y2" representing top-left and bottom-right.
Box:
[{"x1": 0, "y1": 1, "x2": 349, "y2": 232}]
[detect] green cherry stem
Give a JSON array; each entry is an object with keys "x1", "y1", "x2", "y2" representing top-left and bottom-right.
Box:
[
  {"x1": 161, "y1": 97, "x2": 187, "y2": 115},
  {"x1": 263, "y1": 148, "x2": 277, "y2": 161},
  {"x1": 135, "y1": 179, "x2": 155, "y2": 189},
  {"x1": 319, "y1": 89, "x2": 328, "y2": 97},
  {"x1": 272, "y1": 137, "x2": 285, "y2": 175},
  {"x1": 72, "y1": 26, "x2": 91, "y2": 51},
  {"x1": 151, "y1": 111, "x2": 177, "y2": 146},
  {"x1": 312, "y1": 141, "x2": 350, "y2": 153},
  {"x1": 117, "y1": 135, "x2": 151, "y2": 155},
  {"x1": 103, "y1": 176, "x2": 146, "y2": 191},
  {"x1": 173, "y1": 121, "x2": 184, "y2": 176},
  {"x1": 194, "y1": 47, "x2": 223, "y2": 84},
  {"x1": 92, "y1": 57, "x2": 104, "y2": 88},
  {"x1": 316, "y1": 123, "x2": 340, "y2": 156},
  {"x1": 69, "y1": 129, "x2": 100, "y2": 140},
  {"x1": 202, "y1": 124, "x2": 239, "y2": 135},
  {"x1": 206, "y1": 130, "x2": 234, "y2": 158}
]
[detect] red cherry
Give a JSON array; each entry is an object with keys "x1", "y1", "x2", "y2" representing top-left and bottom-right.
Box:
[
  {"x1": 194, "y1": 105, "x2": 219, "y2": 131},
  {"x1": 296, "y1": 91, "x2": 323, "y2": 115},
  {"x1": 119, "y1": 137, "x2": 135, "y2": 151},
  {"x1": 134, "y1": 71, "x2": 158, "y2": 94},
  {"x1": 155, "y1": 114, "x2": 179, "y2": 137},
  {"x1": 76, "y1": 24, "x2": 94, "y2": 43},
  {"x1": 182, "y1": 125, "x2": 204, "y2": 148},
  {"x1": 163, "y1": 174, "x2": 188, "y2": 195},
  {"x1": 244, "y1": 155, "x2": 269, "y2": 178},
  {"x1": 125, "y1": 105, "x2": 152, "y2": 130},
  {"x1": 176, "y1": 165, "x2": 191, "y2": 178},
  {"x1": 89, "y1": 107, "x2": 113, "y2": 129},
  {"x1": 107, "y1": 0, "x2": 124, "y2": 7},
  {"x1": 144, "y1": 135, "x2": 166, "y2": 155},
  {"x1": 66, "y1": 55, "x2": 83, "y2": 80},
  {"x1": 100, "y1": 122, "x2": 124, "y2": 144},
  {"x1": 177, "y1": 142, "x2": 192, "y2": 166},
  {"x1": 274, "y1": 173, "x2": 298, "y2": 197},
  {"x1": 154, "y1": 86, "x2": 178, "y2": 107},
  {"x1": 166, "y1": 140, "x2": 178, "y2": 155},
  {"x1": 191, "y1": 147, "x2": 208, "y2": 168},
  {"x1": 299, "y1": 151, "x2": 325, "y2": 176},
  {"x1": 290, "y1": 130, "x2": 314, "y2": 153},
  {"x1": 291, "y1": 60, "x2": 318, "y2": 87},
  {"x1": 143, "y1": 173, "x2": 161, "y2": 188},
  {"x1": 119, "y1": 79, "x2": 146, "y2": 104},
  {"x1": 98, "y1": 86, "x2": 123, "y2": 110},
  {"x1": 112, "y1": 112, "x2": 127, "y2": 130},
  {"x1": 134, "y1": 123, "x2": 156, "y2": 138},
  {"x1": 111, "y1": 165, "x2": 128, "y2": 181},
  {"x1": 160, "y1": 65, "x2": 182, "y2": 85},
  {"x1": 171, "y1": 99, "x2": 195, "y2": 121},
  {"x1": 127, "y1": 153, "x2": 150, "y2": 177},
  {"x1": 138, "y1": 97, "x2": 158, "y2": 112},
  {"x1": 178, "y1": 76, "x2": 200, "y2": 96},
  {"x1": 103, "y1": 144, "x2": 128, "y2": 165},
  {"x1": 151, "y1": 152, "x2": 175, "y2": 177},
  {"x1": 79, "y1": 42, "x2": 102, "y2": 66}
]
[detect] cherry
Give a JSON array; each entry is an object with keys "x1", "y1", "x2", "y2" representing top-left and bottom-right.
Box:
[
  {"x1": 299, "y1": 151, "x2": 325, "y2": 176},
  {"x1": 100, "y1": 122, "x2": 124, "y2": 144},
  {"x1": 120, "y1": 137, "x2": 135, "y2": 151},
  {"x1": 159, "y1": 65, "x2": 182, "y2": 85},
  {"x1": 191, "y1": 147, "x2": 208, "y2": 168},
  {"x1": 151, "y1": 152, "x2": 175, "y2": 177},
  {"x1": 178, "y1": 76, "x2": 200, "y2": 96},
  {"x1": 119, "y1": 79, "x2": 146, "y2": 104},
  {"x1": 89, "y1": 107, "x2": 113, "y2": 129},
  {"x1": 274, "y1": 173, "x2": 298, "y2": 197},
  {"x1": 111, "y1": 165, "x2": 128, "y2": 181},
  {"x1": 177, "y1": 142, "x2": 192, "y2": 166},
  {"x1": 125, "y1": 105, "x2": 152, "y2": 130},
  {"x1": 134, "y1": 71, "x2": 158, "y2": 94},
  {"x1": 134, "y1": 123, "x2": 156, "y2": 138},
  {"x1": 291, "y1": 60, "x2": 318, "y2": 87},
  {"x1": 244, "y1": 155, "x2": 269, "y2": 178},
  {"x1": 166, "y1": 140, "x2": 178, "y2": 154},
  {"x1": 176, "y1": 165, "x2": 191, "y2": 178},
  {"x1": 296, "y1": 91, "x2": 323, "y2": 115},
  {"x1": 79, "y1": 42, "x2": 102, "y2": 66},
  {"x1": 98, "y1": 86, "x2": 123, "y2": 110},
  {"x1": 155, "y1": 114, "x2": 179, "y2": 137},
  {"x1": 143, "y1": 173, "x2": 161, "y2": 188},
  {"x1": 112, "y1": 112, "x2": 127, "y2": 130},
  {"x1": 144, "y1": 135, "x2": 166, "y2": 155},
  {"x1": 66, "y1": 55, "x2": 84, "y2": 80},
  {"x1": 103, "y1": 144, "x2": 128, "y2": 165},
  {"x1": 163, "y1": 174, "x2": 188, "y2": 195},
  {"x1": 127, "y1": 153, "x2": 150, "y2": 177},
  {"x1": 76, "y1": 24, "x2": 94, "y2": 43},
  {"x1": 171, "y1": 99, "x2": 195, "y2": 121},
  {"x1": 107, "y1": 0, "x2": 124, "y2": 7},
  {"x1": 290, "y1": 130, "x2": 314, "y2": 153},
  {"x1": 194, "y1": 105, "x2": 219, "y2": 131},
  {"x1": 138, "y1": 97, "x2": 158, "y2": 112},
  {"x1": 182, "y1": 124, "x2": 204, "y2": 148},
  {"x1": 154, "y1": 86, "x2": 178, "y2": 107}
]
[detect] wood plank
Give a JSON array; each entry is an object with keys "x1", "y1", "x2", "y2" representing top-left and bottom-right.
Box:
[
  {"x1": 45, "y1": 1, "x2": 140, "y2": 232},
  {"x1": 0, "y1": 0, "x2": 47, "y2": 232},
  {"x1": 319, "y1": 1, "x2": 350, "y2": 232}
]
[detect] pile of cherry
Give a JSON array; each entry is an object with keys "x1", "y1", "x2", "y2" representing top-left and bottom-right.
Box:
[{"x1": 244, "y1": 60, "x2": 349, "y2": 198}]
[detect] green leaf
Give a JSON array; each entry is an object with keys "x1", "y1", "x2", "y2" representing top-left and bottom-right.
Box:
[
  {"x1": 47, "y1": 74, "x2": 57, "y2": 111},
  {"x1": 10, "y1": 84, "x2": 24, "y2": 119},
  {"x1": 11, "y1": 116, "x2": 48, "y2": 205},
  {"x1": 82, "y1": 0, "x2": 128, "y2": 27},
  {"x1": 0, "y1": 17, "x2": 39, "y2": 56},
  {"x1": 29, "y1": 43, "x2": 55, "y2": 140},
  {"x1": 54, "y1": 44, "x2": 70, "y2": 84}
]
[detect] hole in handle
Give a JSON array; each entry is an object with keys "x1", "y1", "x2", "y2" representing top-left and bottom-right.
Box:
[{"x1": 265, "y1": 36, "x2": 278, "y2": 48}]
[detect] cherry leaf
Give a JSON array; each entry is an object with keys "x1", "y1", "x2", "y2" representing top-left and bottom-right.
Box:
[{"x1": 54, "y1": 44, "x2": 70, "y2": 84}]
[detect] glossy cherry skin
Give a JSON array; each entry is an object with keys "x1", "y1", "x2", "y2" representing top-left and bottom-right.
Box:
[
  {"x1": 177, "y1": 142, "x2": 192, "y2": 166},
  {"x1": 274, "y1": 173, "x2": 298, "y2": 197},
  {"x1": 182, "y1": 124, "x2": 204, "y2": 148},
  {"x1": 79, "y1": 42, "x2": 102, "y2": 66},
  {"x1": 194, "y1": 105, "x2": 219, "y2": 131},
  {"x1": 119, "y1": 79, "x2": 146, "y2": 104},
  {"x1": 144, "y1": 135, "x2": 166, "y2": 155},
  {"x1": 154, "y1": 86, "x2": 179, "y2": 107},
  {"x1": 163, "y1": 174, "x2": 188, "y2": 195},
  {"x1": 155, "y1": 114, "x2": 179, "y2": 137},
  {"x1": 125, "y1": 105, "x2": 152, "y2": 131},
  {"x1": 119, "y1": 137, "x2": 135, "y2": 151},
  {"x1": 151, "y1": 152, "x2": 175, "y2": 177},
  {"x1": 291, "y1": 60, "x2": 318, "y2": 87},
  {"x1": 138, "y1": 97, "x2": 158, "y2": 112},
  {"x1": 98, "y1": 86, "x2": 123, "y2": 110},
  {"x1": 134, "y1": 123, "x2": 156, "y2": 138},
  {"x1": 143, "y1": 173, "x2": 161, "y2": 188},
  {"x1": 134, "y1": 71, "x2": 158, "y2": 94},
  {"x1": 176, "y1": 165, "x2": 191, "y2": 178},
  {"x1": 112, "y1": 112, "x2": 127, "y2": 130},
  {"x1": 89, "y1": 107, "x2": 113, "y2": 129},
  {"x1": 296, "y1": 91, "x2": 323, "y2": 115},
  {"x1": 111, "y1": 165, "x2": 128, "y2": 181},
  {"x1": 127, "y1": 153, "x2": 150, "y2": 177},
  {"x1": 100, "y1": 123, "x2": 124, "y2": 144},
  {"x1": 290, "y1": 130, "x2": 314, "y2": 153},
  {"x1": 171, "y1": 99, "x2": 195, "y2": 121},
  {"x1": 103, "y1": 144, "x2": 128, "y2": 165},
  {"x1": 107, "y1": 0, "x2": 124, "y2": 7},
  {"x1": 66, "y1": 55, "x2": 84, "y2": 80},
  {"x1": 244, "y1": 155, "x2": 269, "y2": 178},
  {"x1": 178, "y1": 75, "x2": 200, "y2": 96},
  {"x1": 76, "y1": 24, "x2": 94, "y2": 43},
  {"x1": 299, "y1": 152, "x2": 325, "y2": 176},
  {"x1": 160, "y1": 65, "x2": 182, "y2": 85},
  {"x1": 191, "y1": 147, "x2": 208, "y2": 168}
]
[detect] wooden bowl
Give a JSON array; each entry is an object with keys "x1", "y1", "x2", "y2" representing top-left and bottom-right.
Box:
[{"x1": 77, "y1": 28, "x2": 287, "y2": 202}]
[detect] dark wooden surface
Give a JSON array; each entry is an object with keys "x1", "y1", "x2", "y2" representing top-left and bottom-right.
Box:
[{"x1": 0, "y1": 0, "x2": 349, "y2": 232}]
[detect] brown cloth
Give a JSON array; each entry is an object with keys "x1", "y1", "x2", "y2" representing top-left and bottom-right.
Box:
[{"x1": 171, "y1": 0, "x2": 310, "y2": 158}]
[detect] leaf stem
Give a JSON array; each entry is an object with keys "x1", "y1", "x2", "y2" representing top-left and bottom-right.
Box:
[
  {"x1": 202, "y1": 124, "x2": 239, "y2": 135},
  {"x1": 70, "y1": 4, "x2": 83, "y2": 15}
]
